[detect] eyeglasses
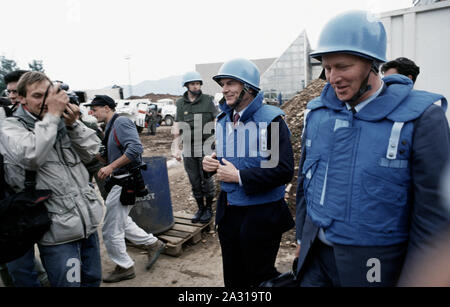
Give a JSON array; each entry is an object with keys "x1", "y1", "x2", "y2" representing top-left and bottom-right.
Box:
[{"x1": 5, "y1": 89, "x2": 18, "y2": 95}]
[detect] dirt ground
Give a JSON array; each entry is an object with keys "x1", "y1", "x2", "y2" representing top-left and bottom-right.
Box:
[{"x1": 100, "y1": 125, "x2": 298, "y2": 287}]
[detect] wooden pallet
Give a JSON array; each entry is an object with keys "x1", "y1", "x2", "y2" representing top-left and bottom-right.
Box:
[
  {"x1": 126, "y1": 211, "x2": 214, "y2": 257},
  {"x1": 158, "y1": 211, "x2": 214, "y2": 257}
]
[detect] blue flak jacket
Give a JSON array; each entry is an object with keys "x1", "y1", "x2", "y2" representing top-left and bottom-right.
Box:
[
  {"x1": 303, "y1": 74, "x2": 447, "y2": 246},
  {"x1": 216, "y1": 92, "x2": 287, "y2": 206}
]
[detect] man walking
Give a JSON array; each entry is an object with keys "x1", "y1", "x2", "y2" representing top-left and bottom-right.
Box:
[
  {"x1": 88, "y1": 95, "x2": 165, "y2": 283},
  {"x1": 295, "y1": 10, "x2": 450, "y2": 287}
]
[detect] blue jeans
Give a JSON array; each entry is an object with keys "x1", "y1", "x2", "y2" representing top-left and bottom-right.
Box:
[
  {"x1": 38, "y1": 232, "x2": 102, "y2": 287},
  {"x1": 6, "y1": 248, "x2": 41, "y2": 287}
]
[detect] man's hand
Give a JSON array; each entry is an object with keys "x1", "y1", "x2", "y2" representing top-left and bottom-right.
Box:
[
  {"x1": 202, "y1": 152, "x2": 220, "y2": 172},
  {"x1": 172, "y1": 149, "x2": 182, "y2": 162},
  {"x1": 62, "y1": 103, "x2": 80, "y2": 127},
  {"x1": 217, "y1": 158, "x2": 239, "y2": 183},
  {"x1": 171, "y1": 127, "x2": 183, "y2": 162},
  {"x1": 98, "y1": 164, "x2": 115, "y2": 180},
  {"x1": 46, "y1": 83, "x2": 69, "y2": 117}
]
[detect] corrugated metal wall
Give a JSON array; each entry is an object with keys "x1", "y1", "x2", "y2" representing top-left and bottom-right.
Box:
[{"x1": 381, "y1": 1, "x2": 450, "y2": 120}]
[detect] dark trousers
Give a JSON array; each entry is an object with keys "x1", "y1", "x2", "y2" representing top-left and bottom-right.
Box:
[
  {"x1": 299, "y1": 240, "x2": 341, "y2": 287},
  {"x1": 183, "y1": 156, "x2": 215, "y2": 200},
  {"x1": 299, "y1": 238, "x2": 407, "y2": 287},
  {"x1": 217, "y1": 203, "x2": 284, "y2": 287},
  {"x1": 5, "y1": 248, "x2": 41, "y2": 287},
  {"x1": 147, "y1": 119, "x2": 156, "y2": 135}
]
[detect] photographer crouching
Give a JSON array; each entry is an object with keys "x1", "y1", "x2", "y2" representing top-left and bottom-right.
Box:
[{"x1": 87, "y1": 95, "x2": 166, "y2": 283}]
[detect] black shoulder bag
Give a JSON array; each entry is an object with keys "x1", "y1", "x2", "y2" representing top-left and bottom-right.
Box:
[{"x1": 0, "y1": 113, "x2": 53, "y2": 263}]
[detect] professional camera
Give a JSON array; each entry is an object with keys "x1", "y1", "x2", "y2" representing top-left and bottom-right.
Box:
[
  {"x1": 103, "y1": 162, "x2": 148, "y2": 206},
  {"x1": 128, "y1": 162, "x2": 148, "y2": 197},
  {"x1": 55, "y1": 81, "x2": 80, "y2": 106}
]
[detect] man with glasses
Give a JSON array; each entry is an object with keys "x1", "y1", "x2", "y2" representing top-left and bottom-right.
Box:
[{"x1": 4, "y1": 70, "x2": 28, "y2": 108}]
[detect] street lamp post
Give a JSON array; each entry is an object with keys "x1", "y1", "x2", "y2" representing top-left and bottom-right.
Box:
[{"x1": 125, "y1": 55, "x2": 132, "y2": 97}]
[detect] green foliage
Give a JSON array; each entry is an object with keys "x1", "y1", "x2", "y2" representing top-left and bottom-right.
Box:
[
  {"x1": 0, "y1": 57, "x2": 45, "y2": 94},
  {"x1": 0, "y1": 56, "x2": 19, "y2": 93},
  {"x1": 28, "y1": 59, "x2": 44, "y2": 73}
]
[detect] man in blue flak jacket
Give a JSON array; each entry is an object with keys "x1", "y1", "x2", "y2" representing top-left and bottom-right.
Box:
[
  {"x1": 295, "y1": 10, "x2": 450, "y2": 287},
  {"x1": 203, "y1": 58, "x2": 295, "y2": 287}
]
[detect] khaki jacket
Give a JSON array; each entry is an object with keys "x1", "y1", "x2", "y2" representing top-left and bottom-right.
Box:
[{"x1": 0, "y1": 107, "x2": 104, "y2": 246}]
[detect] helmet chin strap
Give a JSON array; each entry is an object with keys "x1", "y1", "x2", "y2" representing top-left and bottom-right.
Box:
[
  {"x1": 345, "y1": 62, "x2": 379, "y2": 106},
  {"x1": 230, "y1": 90, "x2": 246, "y2": 110},
  {"x1": 231, "y1": 83, "x2": 256, "y2": 110}
]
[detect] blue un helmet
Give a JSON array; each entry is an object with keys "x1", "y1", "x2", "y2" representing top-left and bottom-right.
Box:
[
  {"x1": 310, "y1": 10, "x2": 387, "y2": 63},
  {"x1": 311, "y1": 10, "x2": 387, "y2": 104},
  {"x1": 182, "y1": 71, "x2": 203, "y2": 87},
  {"x1": 213, "y1": 58, "x2": 261, "y2": 92}
]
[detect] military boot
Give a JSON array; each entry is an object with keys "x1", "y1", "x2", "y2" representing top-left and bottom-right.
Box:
[
  {"x1": 199, "y1": 197, "x2": 213, "y2": 224},
  {"x1": 191, "y1": 197, "x2": 205, "y2": 223}
]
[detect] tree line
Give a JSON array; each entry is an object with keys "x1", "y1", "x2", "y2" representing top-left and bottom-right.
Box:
[{"x1": 0, "y1": 57, "x2": 45, "y2": 93}]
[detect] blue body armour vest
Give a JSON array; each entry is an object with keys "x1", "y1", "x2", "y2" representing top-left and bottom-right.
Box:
[
  {"x1": 303, "y1": 74, "x2": 447, "y2": 246},
  {"x1": 216, "y1": 92, "x2": 287, "y2": 206}
]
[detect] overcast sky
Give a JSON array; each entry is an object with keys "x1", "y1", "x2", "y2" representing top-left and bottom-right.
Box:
[{"x1": 1, "y1": 0, "x2": 412, "y2": 91}]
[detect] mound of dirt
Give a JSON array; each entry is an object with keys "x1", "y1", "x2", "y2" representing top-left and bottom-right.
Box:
[
  {"x1": 281, "y1": 79, "x2": 326, "y2": 209},
  {"x1": 129, "y1": 93, "x2": 182, "y2": 102}
]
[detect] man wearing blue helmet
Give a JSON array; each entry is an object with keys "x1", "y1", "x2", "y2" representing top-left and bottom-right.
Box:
[
  {"x1": 203, "y1": 58, "x2": 295, "y2": 287},
  {"x1": 173, "y1": 71, "x2": 217, "y2": 224},
  {"x1": 295, "y1": 10, "x2": 450, "y2": 286}
]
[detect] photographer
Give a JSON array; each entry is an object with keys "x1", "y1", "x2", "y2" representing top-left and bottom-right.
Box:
[
  {"x1": 0, "y1": 71, "x2": 104, "y2": 287},
  {"x1": 87, "y1": 95, "x2": 165, "y2": 283}
]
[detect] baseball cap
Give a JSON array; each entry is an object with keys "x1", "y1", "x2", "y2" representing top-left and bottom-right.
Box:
[{"x1": 85, "y1": 95, "x2": 116, "y2": 108}]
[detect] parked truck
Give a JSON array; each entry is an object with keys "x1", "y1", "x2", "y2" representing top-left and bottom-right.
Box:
[{"x1": 115, "y1": 99, "x2": 151, "y2": 133}]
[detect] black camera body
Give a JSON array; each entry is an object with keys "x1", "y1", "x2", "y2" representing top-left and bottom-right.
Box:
[
  {"x1": 99, "y1": 145, "x2": 107, "y2": 160},
  {"x1": 56, "y1": 82, "x2": 80, "y2": 106},
  {"x1": 104, "y1": 162, "x2": 148, "y2": 206},
  {"x1": 128, "y1": 162, "x2": 148, "y2": 197}
]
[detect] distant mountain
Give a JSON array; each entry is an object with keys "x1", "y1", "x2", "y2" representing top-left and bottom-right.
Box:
[{"x1": 118, "y1": 75, "x2": 184, "y2": 98}]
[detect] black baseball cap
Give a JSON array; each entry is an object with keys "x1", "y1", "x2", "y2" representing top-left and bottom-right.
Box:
[{"x1": 85, "y1": 95, "x2": 116, "y2": 108}]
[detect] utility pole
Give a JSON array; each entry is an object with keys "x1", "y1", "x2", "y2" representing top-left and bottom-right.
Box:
[{"x1": 125, "y1": 55, "x2": 132, "y2": 97}]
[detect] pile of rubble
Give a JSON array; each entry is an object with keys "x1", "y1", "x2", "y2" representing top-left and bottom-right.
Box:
[
  {"x1": 281, "y1": 79, "x2": 327, "y2": 210},
  {"x1": 130, "y1": 93, "x2": 182, "y2": 102}
]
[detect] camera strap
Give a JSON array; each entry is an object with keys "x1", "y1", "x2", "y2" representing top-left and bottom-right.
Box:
[
  {"x1": 102, "y1": 113, "x2": 123, "y2": 161},
  {"x1": 35, "y1": 84, "x2": 52, "y2": 119}
]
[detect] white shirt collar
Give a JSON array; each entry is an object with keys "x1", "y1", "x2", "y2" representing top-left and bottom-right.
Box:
[
  {"x1": 233, "y1": 105, "x2": 249, "y2": 121},
  {"x1": 345, "y1": 80, "x2": 384, "y2": 113}
]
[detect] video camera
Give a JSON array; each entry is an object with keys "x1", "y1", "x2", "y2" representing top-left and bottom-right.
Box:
[{"x1": 104, "y1": 162, "x2": 149, "y2": 206}]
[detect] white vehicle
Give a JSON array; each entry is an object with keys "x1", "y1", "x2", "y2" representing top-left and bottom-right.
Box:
[
  {"x1": 115, "y1": 99, "x2": 152, "y2": 133},
  {"x1": 79, "y1": 101, "x2": 97, "y2": 124},
  {"x1": 155, "y1": 98, "x2": 176, "y2": 126},
  {"x1": 80, "y1": 99, "x2": 150, "y2": 133}
]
